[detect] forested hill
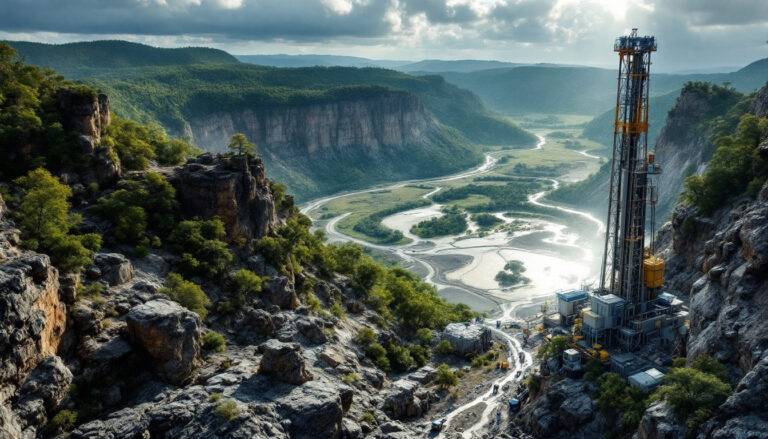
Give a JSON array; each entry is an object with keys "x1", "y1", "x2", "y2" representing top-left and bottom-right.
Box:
[{"x1": 436, "y1": 60, "x2": 768, "y2": 116}]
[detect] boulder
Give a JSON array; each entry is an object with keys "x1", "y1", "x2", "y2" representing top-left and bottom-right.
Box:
[
  {"x1": 297, "y1": 317, "x2": 327, "y2": 344},
  {"x1": 230, "y1": 307, "x2": 275, "y2": 344},
  {"x1": 408, "y1": 366, "x2": 437, "y2": 385},
  {"x1": 382, "y1": 379, "x2": 429, "y2": 419},
  {"x1": 320, "y1": 348, "x2": 344, "y2": 368},
  {"x1": 275, "y1": 380, "x2": 346, "y2": 439},
  {"x1": 258, "y1": 339, "x2": 312, "y2": 384},
  {"x1": 14, "y1": 356, "x2": 73, "y2": 429},
  {"x1": 263, "y1": 276, "x2": 298, "y2": 310},
  {"x1": 92, "y1": 253, "x2": 133, "y2": 286},
  {"x1": 441, "y1": 323, "x2": 492, "y2": 356},
  {"x1": 516, "y1": 378, "x2": 605, "y2": 439},
  {"x1": 125, "y1": 299, "x2": 201, "y2": 384}
]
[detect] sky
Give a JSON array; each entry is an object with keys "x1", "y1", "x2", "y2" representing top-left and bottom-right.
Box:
[{"x1": 0, "y1": 0, "x2": 767, "y2": 72}]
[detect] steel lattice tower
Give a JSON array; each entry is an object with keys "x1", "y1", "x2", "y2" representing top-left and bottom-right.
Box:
[{"x1": 599, "y1": 29, "x2": 658, "y2": 308}]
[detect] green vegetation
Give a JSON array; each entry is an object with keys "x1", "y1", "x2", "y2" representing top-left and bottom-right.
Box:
[
  {"x1": 215, "y1": 400, "x2": 240, "y2": 422},
  {"x1": 410, "y1": 213, "x2": 467, "y2": 238},
  {"x1": 471, "y1": 349, "x2": 499, "y2": 367},
  {"x1": 652, "y1": 355, "x2": 732, "y2": 434},
  {"x1": 536, "y1": 335, "x2": 570, "y2": 360},
  {"x1": 495, "y1": 260, "x2": 530, "y2": 286},
  {"x1": 416, "y1": 328, "x2": 432, "y2": 346},
  {"x1": 14, "y1": 168, "x2": 101, "y2": 272},
  {"x1": 169, "y1": 218, "x2": 233, "y2": 278},
  {"x1": 683, "y1": 113, "x2": 768, "y2": 213},
  {"x1": 352, "y1": 200, "x2": 430, "y2": 244},
  {"x1": 355, "y1": 328, "x2": 377, "y2": 346},
  {"x1": 103, "y1": 116, "x2": 199, "y2": 170},
  {"x1": 201, "y1": 331, "x2": 227, "y2": 353},
  {"x1": 91, "y1": 172, "x2": 178, "y2": 245},
  {"x1": 228, "y1": 132, "x2": 256, "y2": 155},
  {"x1": 46, "y1": 410, "x2": 77, "y2": 434},
  {"x1": 227, "y1": 269, "x2": 263, "y2": 308},
  {"x1": 596, "y1": 373, "x2": 647, "y2": 431},
  {"x1": 208, "y1": 393, "x2": 222, "y2": 403},
  {"x1": 360, "y1": 412, "x2": 376, "y2": 425},
  {"x1": 159, "y1": 273, "x2": 211, "y2": 319},
  {"x1": 471, "y1": 212, "x2": 503, "y2": 228},
  {"x1": 435, "y1": 339, "x2": 454, "y2": 356},
  {"x1": 431, "y1": 180, "x2": 544, "y2": 213},
  {"x1": 435, "y1": 363, "x2": 458, "y2": 388}
]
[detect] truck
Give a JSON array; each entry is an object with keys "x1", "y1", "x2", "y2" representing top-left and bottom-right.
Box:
[{"x1": 431, "y1": 418, "x2": 446, "y2": 432}]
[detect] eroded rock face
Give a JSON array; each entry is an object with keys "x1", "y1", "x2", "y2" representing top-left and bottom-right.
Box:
[
  {"x1": 441, "y1": 323, "x2": 491, "y2": 356},
  {"x1": 517, "y1": 379, "x2": 606, "y2": 439},
  {"x1": 275, "y1": 381, "x2": 348, "y2": 439},
  {"x1": 13, "y1": 356, "x2": 73, "y2": 430},
  {"x1": 168, "y1": 154, "x2": 278, "y2": 241},
  {"x1": 91, "y1": 252, "x2": 133, "y2": 286},
  {"x1": 125, "y1": 299, "x2": 201, "y2": 384},
  {"x1": 749, "y1": 81, "x2": 768, "y2": 118},
  {"x1": 258, "y1": 339, "x2": 312, "y2": 384},
  {"x1": 637, "y1": 401, "x2": 689, "y2": 439}
]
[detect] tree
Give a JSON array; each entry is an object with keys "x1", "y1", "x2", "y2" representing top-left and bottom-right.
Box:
[
  {"x1": 14, "y1": 168, "x2": 71, "y2": 243},
  {"x1": 228, "y1": 269, "x2": 263, "y2": 307},
  {"x1": 434, "y1": 363, "x2": 458, "y2": 388},
  {"x1": 690, "y1": 355, "x2": 729, "y2": 383},
  {"x1": 228, "y1": 133, "x2": 256, "y2": 155},
  {"x1": 537, "y1": 335, "x2": 570, "y2": 360},
  {"x1": 160, "y1": 273, "x2": 211, "y2": 319},
  {"x1": 355, "y1": 328, "x2": 376, "y2": 346},
  {"x1": 652, "y1": 367, "x2": 731, "y2": 432},
  {"x1": 416, "y1": 328, "x2": 432, "y2": 346}
]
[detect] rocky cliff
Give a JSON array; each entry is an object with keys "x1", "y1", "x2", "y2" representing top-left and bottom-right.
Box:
[
  {"x1": 0, "y1": 195, "x2": 70, "y2": 438},
  {"x1": 167, "y1": 153, "x2": 278, "y2": 242},
  {"x1": 183, "y1": 90, "x2": 480, "y2": 200}
]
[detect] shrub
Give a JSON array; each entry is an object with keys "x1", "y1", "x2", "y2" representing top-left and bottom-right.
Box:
[
  {"x1": 416, "y1": 328, "x2": 432, "y2": 346},
  {"x1": 652, "y1": 367, "x2": 731, "y2": 432},
  {"x1": 386, "y1": 343, "x2": 415, "y2": 372},
  {"x1": 408, "y1": 344, "x2": 430, "y2": 367},
  {"x1": 360, "y1": 412, "x2": 376, "y2": 425},
  {"x1": 355, "y1": 328, "x2": 376, "y2": 346},
  {"x1": 365, "y1": 343, "x2": 390, "y2": 371},
  {"x1": 434, "y1": 363, "x2": 457, "y2": 388},
  {"x1": 208, "y1": 393, "x2": 222, "y2": 403},
  {"x1": 201, "y1": 331, "x2": 227, "y2": 353},
  {"x1": 159, "y1": 273, "x2": 211, "y2": 318},
  {"x1": 435, "y1": 339, "x2": 454, "y2": 356},
  {"x1": 342, "y1": 373, "x2": 360, "y2": 384},
  {"x1": 215, "y1": 400, "x2": 240, "y2": 421},
  {"x1": 228, "y1": 269, "x2": 263, "y2": 307},
  {"x1": 537, "y1": 335, "x2": 570, "y2": 360},
  {"x1": 169, "y1": 218, "x2": 232, "y2": 278},
  {"x1": 330, "y1": 301, "x2": 346, "y2": 320},
  {"x1": 46, "y1": 409, "x2": 77, "y2": 433},
  {"x1": 525, "y1": 375, "x2": 541, "y2": 394}
]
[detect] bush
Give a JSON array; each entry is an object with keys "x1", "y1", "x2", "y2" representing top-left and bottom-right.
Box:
[
  {"x1": 434, "y1": 363, "x2": 457, "y2": 388},
  {"x1": 410, "y1": 213, "x2": 468, "y2": 238},
  {"x1": 408, "y1": 344, "x2": 430, "y2": 367},
  {"x1": 169, "y1": 218, "x2": 232, "y2": 277},
  {"x1": 355, "y1": 328, "x2": 376, "y2": 346},
  {"x1": 215, "y1": 400, "x2": 240, "y2": 421},
  {"x1": 208, "y1": 393, "x2": 222, "y2": 403},
  {"x1": 435, "y1": 339, "x2": 454, "y2": 356},
  {"x1": 365, "y1": 343, "x2": 390, "y2": 371},
  {"x1": 386, "y1": 343, "x2": 415, "y2": 372},
  {"x1": 342, "y1": 373, "x2": 360, "y2": 384},
  {"x1": 201, "y1": 331, "x2": 227, "y2": 353},
  {"x1": 584, "y1": 358, "x2": 603, "y2": 382},
  {"x1": 652, "y1": 366, "x2": 731, "y2": 432},
  {"x1": 159, "y1": 273, "x2": 211, "y2": 319},
  {"x1": 330, "y1": 301, "x2": 346, "y2": 320},
  {"x1": 46, "y1": 409, "x2": 77, "y2": 433},
  {"x1": 416, "y1": 328, "x2": 432, "y2": 346},
  {"x1": 360, "y1": 412, "x2": 376, "y2": 425},
  {"x1": 228, "y1": 269, "x2": 263, "y2": 307}
]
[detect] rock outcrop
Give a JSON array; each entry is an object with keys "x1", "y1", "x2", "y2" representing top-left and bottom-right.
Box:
[
  {"x1": 382, "y1": 379, "x2": 430, "y2": 419},
  {"x1": 168, "y1": 153, "x2": 278, "y2": 241},
  {"x1": 442, "y1": 323, "x2": 492, "y2": 356},
  {"x1": 517, "y1": 378, "x2": 606, "y2": 439},
  {"x1": 125, "y1": 299, "x2": 202, "y2": 384},
  {"x1": 257, "y1": 339, "x2": 313, "y2": 384},
  {"x1": 749, "y1": 81, "x2": 768, "y2": 118},
  {"x1": 637, "y1": 401, "x2": 689, "y2": 439}
]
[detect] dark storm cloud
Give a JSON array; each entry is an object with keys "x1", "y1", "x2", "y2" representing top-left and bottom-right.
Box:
[{"x1": 0, "y1": 0, "x2": 394, "y2": 40}]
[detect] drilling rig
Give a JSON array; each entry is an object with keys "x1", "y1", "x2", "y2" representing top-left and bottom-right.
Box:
[{"x1": 555, "y1": 29, "x2": 689, "y2": 352}]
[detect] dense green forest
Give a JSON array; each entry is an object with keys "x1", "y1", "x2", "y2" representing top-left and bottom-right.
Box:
[
  {"x1": 431, "y1": 180, "x2": 545, "y2": 212},
  {"x1": 410, "y1": 213, "x2": 468, "y2": 238},
  {"x1": 6, "y1": 40, "x2": 238, "y2": 77}
]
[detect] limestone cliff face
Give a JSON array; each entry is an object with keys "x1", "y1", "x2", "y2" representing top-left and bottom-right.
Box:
[
  {"x1": 186, "y1": 91, "x2": 439, "y2": 155},
  {"x1": 167, "y1": 153, "x2": 278, "y2": 242}
]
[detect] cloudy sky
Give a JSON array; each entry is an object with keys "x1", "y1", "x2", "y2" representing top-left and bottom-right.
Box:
[{"x1": 1, "y1": 0, "x2": 767, "y2": 71}]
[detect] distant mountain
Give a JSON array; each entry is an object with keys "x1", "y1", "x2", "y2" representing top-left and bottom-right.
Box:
[
  {"x1": 582, "y1": 90, "x2": 681, "y2": 148},
  {"x1": 397, "y1": 59, "x2": 524, "y2": 73},
  {"x1": 6, "y1": 40, "x2": 239, "y2": 77},
  {"x1": 236, "y1": 54, "x2": 409, "y2": 69},
  {"x1": 435, "y1": 60, "x2": 768, "y2": 115}
]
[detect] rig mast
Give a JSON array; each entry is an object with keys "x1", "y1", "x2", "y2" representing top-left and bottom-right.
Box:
[{"x1": 600, "y1": 28, "x2": 659, "y2": 310}]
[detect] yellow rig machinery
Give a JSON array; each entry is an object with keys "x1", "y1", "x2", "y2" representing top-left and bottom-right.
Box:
[{"x1": 555, "y1": 29, "x2": 688, "y2": 354}]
